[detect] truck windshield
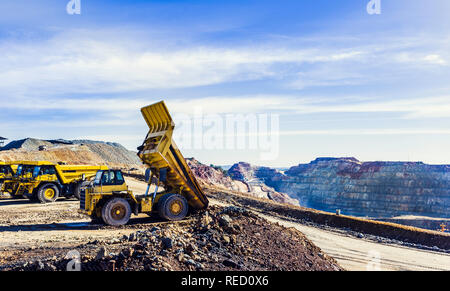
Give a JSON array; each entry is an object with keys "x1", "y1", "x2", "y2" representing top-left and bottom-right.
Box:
[
  {"x1": 20, "y1": 165, "x2": 35, "y2": 176},
  {"x1": 0, "y1": 166, "x2": 11, "y2": 174},
  {"x1": 93, "y1": 171, "x2": 103, "y2": 185},
  {"x1": 33, "y1": 166, "x2": 41, "y2": 178}
]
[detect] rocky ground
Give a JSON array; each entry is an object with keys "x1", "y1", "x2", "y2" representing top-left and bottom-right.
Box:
[
  {"x1": 1, "y1": 205, "x2": 342, "y2": 271},
  {"x1": 1, "y1": 178, "x2": 449, "y2": 271}
]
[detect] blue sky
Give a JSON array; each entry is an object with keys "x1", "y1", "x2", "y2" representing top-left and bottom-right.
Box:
[{"x1": 0, "y1": 0, "x2": 449, "y2": 167}]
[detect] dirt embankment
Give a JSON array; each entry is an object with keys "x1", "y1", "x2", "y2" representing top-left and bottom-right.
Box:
[
  {"x1": 2, "y1": 205, "x2": 342, "y2": 271},
  {"x1": 376, "y1": 216, "x2": 450, "y2": 233},
  {"x1": 205, "y1": 188, "x2": 450, "y2": 250}
]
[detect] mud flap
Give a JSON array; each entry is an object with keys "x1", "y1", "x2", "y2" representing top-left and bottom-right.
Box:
[{"x1": 133, "y1": 203, "x2": 139, "y2": 216}]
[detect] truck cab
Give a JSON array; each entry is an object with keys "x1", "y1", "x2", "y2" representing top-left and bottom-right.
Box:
[
  {"x1": 0, "y1": 162, "x2": 17, "y2": 194},
  {"x1": 80, "y1": 169, "x2": 131, "y2": 223},
  {"x1": 0, "y1": 162, "x2": 16, "y2": 180},
  {"x1": 92, "y1": 169, "x2": 128, "y2": 193}
]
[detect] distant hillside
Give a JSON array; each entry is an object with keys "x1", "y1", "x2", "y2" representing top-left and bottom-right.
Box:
[
  {"x1": 0, "y1": 138, "x2": 142, "y2": 170},
  {"x1": 1, "y1": 138, "x2": 54, "y2": 151}
]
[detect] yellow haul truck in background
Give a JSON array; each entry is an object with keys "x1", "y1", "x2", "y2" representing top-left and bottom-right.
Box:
[
  {"x1": 79, "y1": 101, "x2": 209, "y2": 226},
  {"x1": 3, "y1": 161, "x2": 108, "y2": 203},
  {"x1": 0, "y1": 162, "x2": 18, "y2": 194}
]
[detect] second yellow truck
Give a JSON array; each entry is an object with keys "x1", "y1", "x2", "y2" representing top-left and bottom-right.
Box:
[{"x1": 2, "y1": 161, "x2": 108, "y2": 203}]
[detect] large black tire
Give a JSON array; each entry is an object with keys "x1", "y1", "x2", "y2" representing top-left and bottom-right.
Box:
[
  {"x1": 101, "y1": 198, "x2": 132, "y2": 226},
  {"x1": 157, "y1": 194, "x2": 189, "y2": 221},
  {"x1": 37, "y1": 184, "x2": 60, "y2": 203},
  {"x1": 73, "y1": 182, "x2": 82, "y2": 200}
]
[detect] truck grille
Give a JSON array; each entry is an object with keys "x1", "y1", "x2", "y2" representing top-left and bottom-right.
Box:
[{"x1": 80, "y1": 189, "x2": 86, "y2": 210}]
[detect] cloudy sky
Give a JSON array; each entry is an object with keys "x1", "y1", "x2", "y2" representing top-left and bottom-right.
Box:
[{"x1": 1, "y1": 0, "x2": 449, "y2": 167}]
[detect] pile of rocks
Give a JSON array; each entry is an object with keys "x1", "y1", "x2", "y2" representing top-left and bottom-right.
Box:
[{"x1": 9, "y1": 205, "x2": 342, "y2": 271}]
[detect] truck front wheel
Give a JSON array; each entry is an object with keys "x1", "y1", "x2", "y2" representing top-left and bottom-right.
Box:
[
  {"x1": 37, "y1": 184, "x2": 60, "y2": 203},
  {"x1": 157, "y1": 194, "x2": 189, "y2": 221},
  {"x1": 101, "y1": 198, "x2": 131, "y2": 226}
]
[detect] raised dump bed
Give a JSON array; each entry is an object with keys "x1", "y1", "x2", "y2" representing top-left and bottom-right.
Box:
[{"x1": 138, "y1": 101, "x2": 209, "y2": 210}]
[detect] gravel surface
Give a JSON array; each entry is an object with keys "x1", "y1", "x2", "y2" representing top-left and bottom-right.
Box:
[{"x1": 3, "y1": 205, "x2": 342, "y2": 271}]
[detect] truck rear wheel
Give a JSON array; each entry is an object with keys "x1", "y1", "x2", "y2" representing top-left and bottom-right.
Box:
[
  {"x1": 101, "y1": 198, "x2": 131, "y2": 226},
  {"x1": 158, "y1": 194, "x2": 189, "y2": 221},
  {"x1": 37, "y1": 184, "x2": 59, "y2": 203},
  {"x1": 73, "y1": 182, "x2": 82, "y2": 200}
]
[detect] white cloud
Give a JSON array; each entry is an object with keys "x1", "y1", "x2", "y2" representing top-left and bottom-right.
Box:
[
  {"x1": 289, "y1": 96, "x2": 450, "y2": 119},
  {"x1": 2, "y1": 94, "x2": 450, "y2": 119},
  {"x1": 289, "y1": 65, "x2": 366, "y2": 89},
  {"x1": 0, "y1": 29, "x2": 448, "y2": 102},
  {"x1": 0, "y1": 33, "x2": 364, "y2": 97},
  {"x1": 1, "y1": 29, "x2": 449, "y2": 155},
  {"x1": 279, "y1": 129, "x2": 450, "y2": 136},
  {"x1": 423, "y1": 54, "x2": 447, "y2": 65}
]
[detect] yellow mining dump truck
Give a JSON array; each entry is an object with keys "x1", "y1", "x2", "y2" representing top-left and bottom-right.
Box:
[
  {"x1": 0, "y1": 162, "x2": 18, "y2": 194},
  {"x1": 79, "y1": 101, "x2": 209, "y2": 226},
  {"x1": 2, "y1": 161, "x2": 108, "y2": 203}
]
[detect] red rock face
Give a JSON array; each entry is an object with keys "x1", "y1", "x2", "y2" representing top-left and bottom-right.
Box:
[
  {"x1": 186, "y1": 159, "x2": 299, "y2": 206},
  {"x1": 186, "y1": 158, "x2": 236, "y2": 189},
  {"x1": 336, "y1": 161, "x2": 382, "y2": 179},
  {"x1": 227, "y1": 162, "x2": 253, "y2": 181}
]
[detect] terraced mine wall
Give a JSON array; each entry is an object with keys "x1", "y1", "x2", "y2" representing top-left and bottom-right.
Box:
[{"x1": 257, "y1": 158, "x2": 450, "y2": 218}]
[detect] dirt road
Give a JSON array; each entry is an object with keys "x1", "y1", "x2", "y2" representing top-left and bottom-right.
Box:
[
  {"x1": 0, "y1": 178, "x2": 159, "y2": 252},
  {"x1": 259, "y1": 213, "x2": 449, "y2": 271},
  {"x1": 0, "y1": 199, "x2": 138, "y2": 249}
]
